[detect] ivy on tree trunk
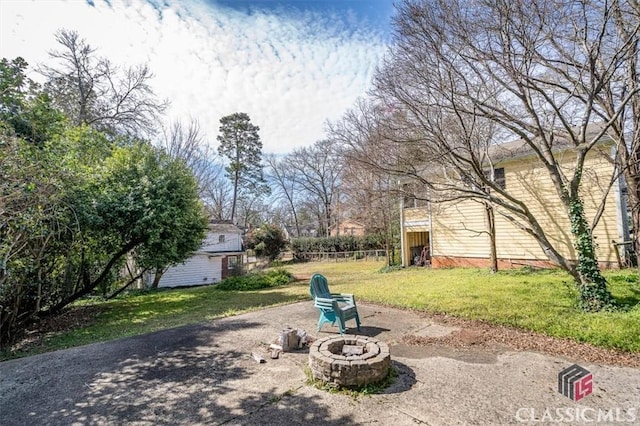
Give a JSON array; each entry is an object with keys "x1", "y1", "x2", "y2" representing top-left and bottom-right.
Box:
[{"x1": 568, "y1": 198, "x2": 615, "y2": 311}]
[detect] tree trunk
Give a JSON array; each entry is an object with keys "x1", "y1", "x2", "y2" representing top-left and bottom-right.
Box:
[
  {"x1": 108, "y1": 269, "x2": 149, "y2": 299},
  {"x1": 568, "y1": 198, "x2": 614, "y2": 311},
  {"x1": 231, "y1": 169, "x2": 239, "y2": 224},
  {"x1": 151, "y1": 267, "x2": 164, "y2": 289},
  {"x1": 385, "y1": 228, "x2": 391, "y2": 267},
  {"x1": 45, "y1": 240, "x2": 139, "y2": 314},
  {"x1": 325, "y1": 203, "x2": 332, "y2": 237},
  {"x1": 293, "y1": 210, "x2": 301, "y2": 238},
  {"x1": 485, "y1": 203, "x2": 498, "y2": 273},
  {"x1": 623, "y1": 168, "x2": 640, "y2": 270}
]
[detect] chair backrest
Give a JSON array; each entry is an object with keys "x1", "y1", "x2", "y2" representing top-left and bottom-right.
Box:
[{"x1": 309, "y1": 273, "x2": 331, "y2": 299}]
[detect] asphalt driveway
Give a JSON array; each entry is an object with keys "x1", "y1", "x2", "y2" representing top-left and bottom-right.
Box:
[{"x1": 1, "y1": 301, "x2": 638, "y2": 425}]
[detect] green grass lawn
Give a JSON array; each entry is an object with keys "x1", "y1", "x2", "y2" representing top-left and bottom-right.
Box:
[
  {"x1": 3, "y1": 261, "x2": 639, "y2": 360},
  {"x1": 289, "y1": 262, "x2": 640, "y2": 352},
  {"x1": 2, "y1": 283, "x2": 311, "y2": 360}
]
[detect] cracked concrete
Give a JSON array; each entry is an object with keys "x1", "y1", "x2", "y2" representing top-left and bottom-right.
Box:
[{"x1": 1, "y1": 301, "x2": 638, "y2": 425}]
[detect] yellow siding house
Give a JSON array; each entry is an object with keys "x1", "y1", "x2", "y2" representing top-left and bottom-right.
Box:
[{"x1": 400, "y1": 138, "x2": 631, "y2": 270}]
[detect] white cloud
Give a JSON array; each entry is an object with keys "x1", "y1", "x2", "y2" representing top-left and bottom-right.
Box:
[{"x1": 0, "y1": 0, "x2": 389, "y2": 154}]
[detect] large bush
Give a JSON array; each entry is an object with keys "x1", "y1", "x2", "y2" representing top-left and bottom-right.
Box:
[{"x1": 0, "y1": 131, "x2": 207, "y2": 346}]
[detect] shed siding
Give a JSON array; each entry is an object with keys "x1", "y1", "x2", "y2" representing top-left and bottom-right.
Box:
[
  {"x1": 201, "y1": 232, "x2": 242, "y2": 252},
  {"x1": 158, "y1": 255, "x2": 222, "y2": 288}
]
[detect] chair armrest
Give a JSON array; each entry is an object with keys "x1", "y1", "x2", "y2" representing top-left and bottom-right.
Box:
[
  {"x1": 330, "y1": 293, "x2": 356, "y2": 304},
  {"x1": 314, "y1": 296, "x2": 338, "y2": 310}
]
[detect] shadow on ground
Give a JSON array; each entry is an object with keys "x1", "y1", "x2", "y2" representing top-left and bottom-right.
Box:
[
  {"x1": 1, "y1": 319, "x2": 354, "y2": 425},
  {"x1": 348, "y1": 325, "x2": 391, "y2": 338},
  {"x1": 384, "y1": 360, "x2": 417, "y2": 394}
]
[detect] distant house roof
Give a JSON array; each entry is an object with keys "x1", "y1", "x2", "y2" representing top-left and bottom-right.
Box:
[
  {"x1": 331, "y1": 219, "x2": 366, "y2": 229},
  {"x1": 208, "y1": 222, "x2": 242, "y2": 234}
]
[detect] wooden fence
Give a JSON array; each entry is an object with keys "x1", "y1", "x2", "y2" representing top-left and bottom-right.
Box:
[{"x1": 296, "y1": 250, "x2": 388, "y2": 262}]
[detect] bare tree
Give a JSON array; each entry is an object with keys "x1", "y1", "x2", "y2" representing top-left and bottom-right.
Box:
[
  {"x1": 330, "y1": 98, "x2": 424, "y2": 266},
  {"x1": 157, "y1": 120, "x2": 225, "y2": 196},
  {"x1": 287, "y1": 140, "x2": 344, "y2": 237},
  {"x1": 341, "y1": 153, "x2": 401, "y2": 262},
  {"x1": 596, "y1": 1, "x2": 640, "y2": 267},
  {"x1": 156, "y1": 119, "x2": 236, "y2": 220},
  {"x1": 265, "y1": 154, "x2": 303, "y2": 237},
  {"x1": 235, "y1": 196, "x2": 271, "y2": 230},
  {"x1": 40, "y1": 29, "x2": 167, "y2": 137},
  {"x1": 340, "y1": 163, "x2": 379, "y2": 233},
  {"x1": 203, "y1": 180, "x2": 233, "y2": 221},
  {"x1": 333, "y1": 0, "x2": 640, "y2": 310},
  {"x1": 158, "y1": 120, "x2": 206, "y2": 164}
]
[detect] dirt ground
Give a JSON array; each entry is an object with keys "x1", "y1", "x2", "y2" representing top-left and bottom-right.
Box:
[{"x1": 1, "y1": 301, "x2": 639, "y2": 425}]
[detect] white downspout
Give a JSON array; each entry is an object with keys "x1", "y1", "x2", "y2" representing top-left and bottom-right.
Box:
[{"x1": 399, "y1": 180, "x2": 406, "y2": 267}]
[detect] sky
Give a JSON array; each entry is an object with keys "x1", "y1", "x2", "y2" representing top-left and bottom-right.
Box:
[{"x1": 0, "y1": 0, "x2": 393, "y2": 154}]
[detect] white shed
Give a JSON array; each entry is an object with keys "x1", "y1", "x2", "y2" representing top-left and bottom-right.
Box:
[{"x1": 157, "y1": 222, "x2": 244, "y2": 288}]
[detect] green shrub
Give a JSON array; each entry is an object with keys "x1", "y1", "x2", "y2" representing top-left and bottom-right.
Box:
[{"x1": 216, "y1": 268, "x2": 294, "y2": 291}]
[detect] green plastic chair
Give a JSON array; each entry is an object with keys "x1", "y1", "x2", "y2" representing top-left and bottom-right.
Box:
[{"x1": 309, "y1": 273, "x2": 361, "y2": 334}]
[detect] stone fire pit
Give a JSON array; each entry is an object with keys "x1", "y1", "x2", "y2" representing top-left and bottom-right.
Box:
[{"x1": 308, "y1": 335, "x2": 391, "y2": 388}]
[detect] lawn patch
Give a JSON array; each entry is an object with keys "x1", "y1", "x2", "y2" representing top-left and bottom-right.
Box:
[{"x1": 285, "y1": 262, "x2": 640, "y2": 353}]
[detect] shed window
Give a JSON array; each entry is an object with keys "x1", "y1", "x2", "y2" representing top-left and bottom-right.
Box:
[{"x1": 219, "y1": 235, "x2": 225, "y2": 243}]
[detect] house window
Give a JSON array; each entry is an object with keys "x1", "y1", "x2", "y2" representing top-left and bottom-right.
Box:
[
  {"x1": 484, "y1": 168, "x2": 506, "y2": 190},
  {"x1": 403, "y1": 183, "x2": 416, "y2": 207},
  {"x1": 403, "y1": 183, "x2": 429, "y2": 207},
  {"x1": 219, "y1": 235, "x2": 225, "y2": 243},
  {"x1": 494, "y1": 168, "x2": 505, "y2": 189}
]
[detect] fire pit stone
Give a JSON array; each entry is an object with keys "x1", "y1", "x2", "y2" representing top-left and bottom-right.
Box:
[{"x1": 309, "y1": 335, "x2": 391, "y2": 388}]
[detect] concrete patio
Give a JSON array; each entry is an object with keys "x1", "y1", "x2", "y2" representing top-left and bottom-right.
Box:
[{"x1": 1, "y1": 301, "x2": 638, "y2": 425}]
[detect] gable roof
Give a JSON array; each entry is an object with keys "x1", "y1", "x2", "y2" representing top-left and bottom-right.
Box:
[
  {"x1": 208, "y1": 222, "x2": 242, "y2": 234},
  {"x1": 489, "y1": 124, "x2": 614, "y2": 164},
  {"x1": 399, "y1": 123, "x2": 616, "y2": 186}
]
